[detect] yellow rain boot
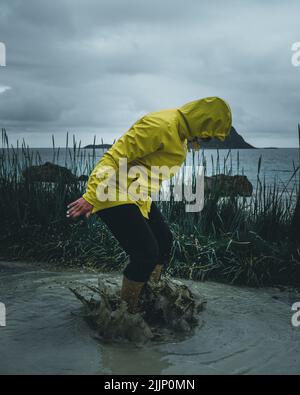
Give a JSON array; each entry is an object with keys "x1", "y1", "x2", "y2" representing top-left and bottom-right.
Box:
[
  {"x1": 120, "y1": 276, "x2": 145, "y2": 313},
  {"x1": 150, "y1": 264, "x2": 163, "y2": 283}
]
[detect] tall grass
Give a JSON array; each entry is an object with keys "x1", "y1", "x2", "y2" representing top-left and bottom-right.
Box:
[{"x1": 0, "y1": 128, "x2": 299, "y2": 286}]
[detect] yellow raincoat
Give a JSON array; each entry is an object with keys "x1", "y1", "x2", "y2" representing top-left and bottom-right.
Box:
[{"x1": 83, "y1": 97, "x2": 232, "y2": 218}]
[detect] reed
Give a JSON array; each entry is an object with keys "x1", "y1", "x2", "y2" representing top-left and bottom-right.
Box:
[{"x1": 0, "y1": 129, "x2": 299, "y2": 286}]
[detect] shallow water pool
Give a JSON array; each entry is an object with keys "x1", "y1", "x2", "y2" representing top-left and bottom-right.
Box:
[{"x1": 0, "y1": 261, "x2": 299, "y2": 375}]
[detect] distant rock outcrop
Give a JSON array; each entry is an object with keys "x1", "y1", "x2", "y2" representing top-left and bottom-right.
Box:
[
  {"x1": 22, "y1": 162, "x2": 77, "y2": 183},
  {"x1": 205, "y1": 174, "x2": 253, "y2": 197},
  {"x1": 84, "y1": 143, "x2": 112, "y2": 149},
  {"x1": 84, "y1": 127, "x2": 254, "y2": 150},
  {"x1": 199, "y1": 127, "x2": 254, "y2": 149}
]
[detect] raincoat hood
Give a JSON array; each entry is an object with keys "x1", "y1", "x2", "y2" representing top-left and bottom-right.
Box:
[{"x1": 178, "y1": 97, "x2": 232, "y2": 141}]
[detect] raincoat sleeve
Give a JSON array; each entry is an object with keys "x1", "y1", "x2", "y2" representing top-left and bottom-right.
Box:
[{"x1": 82, "y1": 115, "x2": 164, "y2": 212}]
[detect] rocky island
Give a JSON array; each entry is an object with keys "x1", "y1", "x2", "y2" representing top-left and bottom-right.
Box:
[{"x1": 84, "y1": 127, "x2": 254, "y2": 150}]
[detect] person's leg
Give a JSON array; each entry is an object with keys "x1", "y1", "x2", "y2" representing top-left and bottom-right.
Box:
[
  {"x1": 98, "y1": 204, "x2": 160, "y2": 312},
  {"x1": 98, "y1": 204, "x2": 159, "y2": 282},
  {"x1": 147, "y1": 202, "x2": 173, "y2": 281}
]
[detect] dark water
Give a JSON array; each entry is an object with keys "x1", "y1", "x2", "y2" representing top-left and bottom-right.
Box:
[
  {"x1": 2, "y1": 148, "x2": 299, "y2": 188},
  {"x1": 1, "y1": 262, "x2": 300, "y2": 375}
]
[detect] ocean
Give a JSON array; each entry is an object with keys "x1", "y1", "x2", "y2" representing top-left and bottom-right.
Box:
[{"x1": 1, "y1": 147, "x2": 299, "y2": 192}]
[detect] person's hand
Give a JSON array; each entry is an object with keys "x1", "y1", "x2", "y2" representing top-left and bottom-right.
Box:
[{"x1": 67, "y1": 197, "x2": 93, "y2": 219}]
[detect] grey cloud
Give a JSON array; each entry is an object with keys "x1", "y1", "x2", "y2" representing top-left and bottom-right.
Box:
[
  {"x1": 0, "y1": 86, "x2": 67, "y2": 123},
  {"x1": 0, "y1": 0, "x2": 300, "y2": 147}
]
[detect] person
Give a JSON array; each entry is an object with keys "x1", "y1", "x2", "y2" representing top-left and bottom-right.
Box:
[{"x1": 67, "y1": 97, "x2": 232, "y2": 312}]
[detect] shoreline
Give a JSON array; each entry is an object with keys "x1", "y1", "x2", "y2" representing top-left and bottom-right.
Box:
[{"x1": 1, "y1": 258, "x2": 300, "y2": 294}]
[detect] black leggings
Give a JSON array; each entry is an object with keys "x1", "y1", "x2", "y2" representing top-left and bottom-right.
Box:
[{"x1": 97, "y1": 203, "x2": 173, "y2": 282}]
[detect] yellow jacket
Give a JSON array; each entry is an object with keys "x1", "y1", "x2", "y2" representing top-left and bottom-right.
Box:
[{"x1": 83, "y1": 97, "x2": 232, "y2": 218}]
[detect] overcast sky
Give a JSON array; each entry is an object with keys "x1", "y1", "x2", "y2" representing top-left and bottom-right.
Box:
[{"x1": 0, "y1": 0, "x2": 299, "y2": 147}]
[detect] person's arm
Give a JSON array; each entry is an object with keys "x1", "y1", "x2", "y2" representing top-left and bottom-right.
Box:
[{"x1": 82, "y1": 115, "x2": 164, "y2": 213}]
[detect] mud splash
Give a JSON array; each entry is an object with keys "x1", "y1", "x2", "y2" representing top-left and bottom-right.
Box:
[{"x1": 69, "y1": 276, "x2": 206, "y2": 343}]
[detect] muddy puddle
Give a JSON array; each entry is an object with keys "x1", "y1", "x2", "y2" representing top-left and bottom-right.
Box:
[{"x1": 0, "y1": 261, "x2": 299, "y2": 374}]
